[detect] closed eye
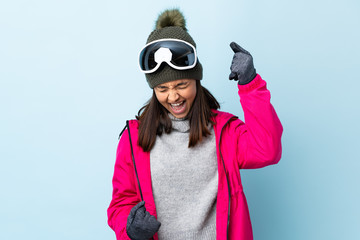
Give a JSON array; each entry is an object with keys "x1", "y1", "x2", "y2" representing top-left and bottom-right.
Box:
[
  {"x1": 177, "y1": 82, "x2": 189, "y2": 89},
  {"x1": 156, "y1": 86, "x2": 168, "y2": 92}
]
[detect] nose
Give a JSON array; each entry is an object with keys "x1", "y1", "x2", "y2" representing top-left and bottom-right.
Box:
[{"x1": 168, "y1": 90, "x2": 180, "y2": 103}]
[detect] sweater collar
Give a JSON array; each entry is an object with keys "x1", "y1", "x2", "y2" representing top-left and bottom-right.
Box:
[{"x1": 168, "y1": 113, "x2": 190, "y2": 133}]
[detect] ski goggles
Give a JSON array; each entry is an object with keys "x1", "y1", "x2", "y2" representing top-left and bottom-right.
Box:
[{"x1": 139, "y1": 39, "x2": 197, "y2": 74}]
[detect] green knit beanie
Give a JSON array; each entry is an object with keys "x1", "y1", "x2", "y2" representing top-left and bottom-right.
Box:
[{"x1": 144, "y1": 9, "x2": 203, "y2": 89}]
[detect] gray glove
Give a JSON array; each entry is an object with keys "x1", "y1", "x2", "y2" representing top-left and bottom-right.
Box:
[
  {"x1": 229, "y1": 42, "x2": 257, "y2": 85},
  {"x1": 126, "y1": 201, "x2": 161, "y2": 240}
]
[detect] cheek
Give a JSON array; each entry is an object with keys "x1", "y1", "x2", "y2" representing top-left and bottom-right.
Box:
[
  {"x1": 155, "y1": 92, "x2": 167, "y2": 106},
  {"x1": 188, "y1": 85, "x2": 197, "y2": 102}
]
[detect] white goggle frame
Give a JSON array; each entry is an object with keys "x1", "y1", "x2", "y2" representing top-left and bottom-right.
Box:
[{"x1": 138, "y1": 38, "x2": 197, "y2": 74}]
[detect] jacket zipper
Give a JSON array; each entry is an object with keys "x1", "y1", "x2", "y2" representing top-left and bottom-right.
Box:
[
  {"x1": 219, "y1": 117, "x2": 236, "y2": 240},
  {"x1": 120, "y1": 122, "x2": 154, "y2": 240}
]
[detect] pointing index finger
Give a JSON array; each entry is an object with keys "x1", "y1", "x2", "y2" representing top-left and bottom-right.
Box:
[
  {"x1": 230, "y1": 42, "x2": 241, "y2": 53},
  {"x1": 230, "y1": 42, "x2": 250, "y2": 55}
]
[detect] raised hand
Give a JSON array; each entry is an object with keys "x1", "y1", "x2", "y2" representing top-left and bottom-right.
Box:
[{"x1": 229, "y1": 42, "x2": 257, "y2": 85}]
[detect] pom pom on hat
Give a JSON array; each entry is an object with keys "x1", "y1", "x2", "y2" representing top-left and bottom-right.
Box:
[
  {"x1": 147, "y1": 8, "x2": 194, "y2": 45},
  {"x1": 155, "y1": 9, "x2": 187, "y2": 31}
]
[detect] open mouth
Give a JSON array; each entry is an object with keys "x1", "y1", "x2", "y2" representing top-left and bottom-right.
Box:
[{"x1": 169, "y1": 101, "x2": 186, "y2": 114}]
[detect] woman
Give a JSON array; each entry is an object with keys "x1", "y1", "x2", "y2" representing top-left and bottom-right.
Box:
[{"x1": 108, "y1": 9, "x2": 283, "y2": 240}]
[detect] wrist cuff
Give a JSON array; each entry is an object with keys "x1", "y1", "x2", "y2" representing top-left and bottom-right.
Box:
[{"x1": 237, "y1": 74, "x2": 263, "y2": 94}]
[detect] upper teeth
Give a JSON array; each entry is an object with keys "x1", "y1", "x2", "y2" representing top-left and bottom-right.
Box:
[{"x1": 171, "y1": 102, "x2": 183, "y2": 107}]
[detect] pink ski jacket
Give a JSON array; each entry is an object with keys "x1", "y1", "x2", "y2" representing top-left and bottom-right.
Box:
[{"x1": 108, "y1": 74, "x2": 283, "y2": 240}]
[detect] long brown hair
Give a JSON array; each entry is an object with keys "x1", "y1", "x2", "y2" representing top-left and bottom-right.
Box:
[{"x1": 136, "y1": 80, "x2": 220, "y2": 152}]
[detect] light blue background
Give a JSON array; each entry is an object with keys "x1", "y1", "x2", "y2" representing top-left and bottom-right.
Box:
[{"x1": 1, "y1": 0, "x2": 359, "y2": 239}]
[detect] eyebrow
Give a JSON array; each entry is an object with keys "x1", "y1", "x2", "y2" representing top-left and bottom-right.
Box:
[{"x1": 157, "y1": 81, "x2": 189, "y2": 89}]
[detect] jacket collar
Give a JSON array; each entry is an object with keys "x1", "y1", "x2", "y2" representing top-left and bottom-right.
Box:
[
  {"x1": 211, "y1": 109, "x2": 237, "y2": 130},
  {"x1": 128, "y1": 109, "x2": 237, "y2": 133}
]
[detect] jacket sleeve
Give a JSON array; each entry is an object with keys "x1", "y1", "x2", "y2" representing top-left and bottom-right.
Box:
[
  {"x1": 107, "y1": 129, "x2": 140, "y2": 240},
  {"x1": 234, "y1": 74, "x2": 283, "y2": 169}
]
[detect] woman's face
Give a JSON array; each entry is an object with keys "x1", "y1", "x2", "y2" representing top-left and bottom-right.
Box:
[{"x1": 154, "y1": 79, "x2": 197, "y2": 119}]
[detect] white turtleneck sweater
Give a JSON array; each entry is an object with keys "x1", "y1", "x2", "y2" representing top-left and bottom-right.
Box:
[{"x1": 150, "y1": 115, "x2": 218, "y2": 240}]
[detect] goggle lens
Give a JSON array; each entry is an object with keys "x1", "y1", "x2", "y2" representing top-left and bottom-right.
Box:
[{"x1": 139, "y1": 39, "x2": 197, "y2": 73}]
